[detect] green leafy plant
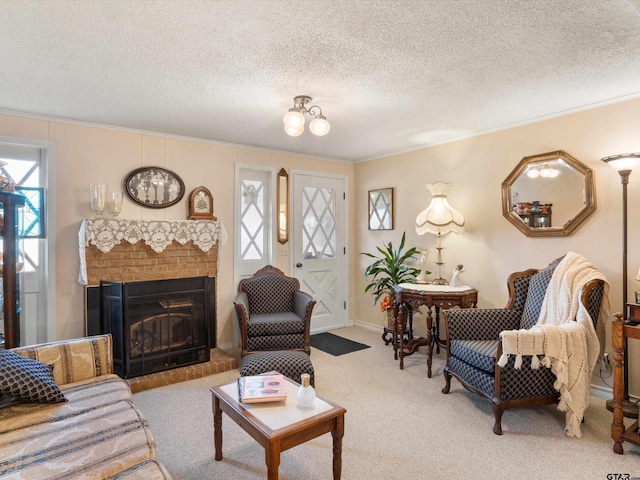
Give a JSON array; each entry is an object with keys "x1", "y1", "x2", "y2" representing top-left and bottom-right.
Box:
[{"x1": 361, "y1": 232, "x2": 424, "y2": 309}]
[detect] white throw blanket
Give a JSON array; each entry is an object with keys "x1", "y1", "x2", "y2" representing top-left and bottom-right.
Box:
[{"x1": 497, "y1": 252, "x2": 610, "y2": 438}]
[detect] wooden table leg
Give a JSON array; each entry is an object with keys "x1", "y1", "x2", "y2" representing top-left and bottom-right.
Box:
[
  {"x1": 612, "y1": 313, "x2": 626, "y2": 454},
  {"x1": 332, "y1": 415, "x2": 344, "y2": 480},
  {"x1": 213, "y1": 396, "x2": 223, "y2": 461},
  {"x1": 434, "y1": 306, "x2": 441, "y2": 354},
  {"x1": 393, "y1": 302, "x2": 399, "y2": 360},
  {"x1": 426, "y1": 306, "x2": 434, "y2": 378},
  {"x1": 266, "y1": 442, "x2": 281, "y2": 480},
  {"x1": 397, "y1": 304, "x2": 405, "y2": 369}
]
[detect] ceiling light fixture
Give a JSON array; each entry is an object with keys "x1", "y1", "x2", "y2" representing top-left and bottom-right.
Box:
[{"x1": 283, "y1": 95, "x2": 330, "y2": 137}]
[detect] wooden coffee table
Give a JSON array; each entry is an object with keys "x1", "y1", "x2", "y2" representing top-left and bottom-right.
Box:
[{"x1": 210, "y1": 376, "x2": 346, "y2": 479}]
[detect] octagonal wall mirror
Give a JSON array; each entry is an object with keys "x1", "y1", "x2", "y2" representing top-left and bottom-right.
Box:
[{"x1": 501, "y1": 150, "x2": 596, "y2": 237}]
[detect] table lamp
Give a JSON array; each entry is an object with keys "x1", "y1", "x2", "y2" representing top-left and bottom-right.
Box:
[{"x1": 415, "y1": 181, "x2": 465, "y2": 284}]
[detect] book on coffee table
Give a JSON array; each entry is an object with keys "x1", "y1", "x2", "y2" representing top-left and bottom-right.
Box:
[{"x1": 237, "y1": 372, "x2": 287, "y2": 404}]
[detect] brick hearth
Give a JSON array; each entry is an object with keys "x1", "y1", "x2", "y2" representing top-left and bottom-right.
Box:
[{"x1": 126, "y1": 347, "x2": 238, "y2": 393}]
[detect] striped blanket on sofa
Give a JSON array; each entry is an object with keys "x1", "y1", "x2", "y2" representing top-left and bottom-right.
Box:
[{"x1": 0, "y1": 334, "x2": 172, "y2": 479}]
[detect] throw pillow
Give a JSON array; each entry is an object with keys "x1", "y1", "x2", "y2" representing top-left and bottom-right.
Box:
[{"x1": 0, "y1": 349, "x2": 66, "y2": 403}]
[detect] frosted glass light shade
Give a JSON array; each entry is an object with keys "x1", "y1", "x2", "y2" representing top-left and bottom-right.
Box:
[
  {"x1": 283, "y1": 110, "x2": 305, "y2": 129},
  {"x1": 309, "y1": 116, "x2": 330, "y2": 136},
  {"x1": 602, "y1": 153, "x2": 640, "y2": 172},
  {"x1": 284, "y1": 124, "x2": 304, "y2": 137}
]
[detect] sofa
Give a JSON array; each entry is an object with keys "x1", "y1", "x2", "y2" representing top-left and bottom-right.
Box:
[{"x1": 0, "y1": 334, "x2": 172, "y2": 479}]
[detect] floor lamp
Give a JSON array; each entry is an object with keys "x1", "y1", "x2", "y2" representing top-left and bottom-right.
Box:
[{"x1": 602, "y1": 152, "x2": 640, "y2": 418}]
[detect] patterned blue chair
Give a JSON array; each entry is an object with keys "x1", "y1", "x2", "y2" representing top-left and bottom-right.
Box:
[
  {"x1": 234, "y1": 265, "x2": 316, "y2": 357},
  {"x1": 442, "y1": 258, "x2": 605, "y2": 434}
]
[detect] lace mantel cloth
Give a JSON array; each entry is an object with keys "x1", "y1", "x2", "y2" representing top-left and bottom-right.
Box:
[{"x1": 78, "y1": 218, "x2": 227, "y2": 285}]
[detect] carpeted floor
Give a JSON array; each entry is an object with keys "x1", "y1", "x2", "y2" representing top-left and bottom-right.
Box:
[
  {"x1": 310, "y1": 331, "x2": 370, "y2": 356},
  {"x1": 133, "y1": 327, "x2": 640, "y2": 480}
]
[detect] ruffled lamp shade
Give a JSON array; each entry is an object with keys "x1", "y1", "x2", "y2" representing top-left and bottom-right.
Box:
[{"x1": 416, "y1": 181, "x2": 465, "y2": 235}]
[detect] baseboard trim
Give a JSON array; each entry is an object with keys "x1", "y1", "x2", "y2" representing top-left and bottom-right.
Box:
[
  {"x1": 217, "y1": 341, "x2": 235, "y2": 351},
  {"x1": 353, "y1": 320, "x2": 384, "y2": 332},
  {"x1": 591, "y1": 384, "x2": 612, "y2": 400},
  {"x1": 589, "y1": 384, "x2": 639, "y2": 403}
]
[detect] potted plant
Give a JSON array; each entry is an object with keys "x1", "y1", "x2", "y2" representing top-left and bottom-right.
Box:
[{"x1": 361, "y1": 232, "x2": 425, "y2": 328}]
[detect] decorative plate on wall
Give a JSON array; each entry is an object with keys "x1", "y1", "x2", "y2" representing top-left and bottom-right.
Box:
[{"x1": 124, "y1": 166, "x2": 185, "y2": 208}]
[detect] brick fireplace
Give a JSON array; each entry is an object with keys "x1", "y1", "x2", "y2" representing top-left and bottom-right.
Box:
[
  {"x1": 80, "y1": 218, "x2": 235, "y2": 391},
  {"x1": 84, "y1": 240, "x2": 219, "y2": 344}
]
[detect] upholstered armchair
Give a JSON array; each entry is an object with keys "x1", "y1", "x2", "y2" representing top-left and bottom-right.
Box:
[
  {"x1": 442, "y1": 257, "x2": 605, "y2": 435},
  {"x1": 234, "y1": 265, "x2": 316, "y2": 356}
]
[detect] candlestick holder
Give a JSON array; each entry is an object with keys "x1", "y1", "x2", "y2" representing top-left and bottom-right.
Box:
[
  {"x1": 89, "y1": 184, "x2": 108, "y2": 217},
  {"x1": 109, "y1": 191, "x2": 123, "y2": 217}
]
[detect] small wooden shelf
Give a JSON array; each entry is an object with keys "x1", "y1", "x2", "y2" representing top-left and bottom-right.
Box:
[
  {"x1": 621, "y1": 420, "x2": 640, "y2": 445},
  {"x1": 611, "y1": 307, "x2": 640, "y2": 453}
]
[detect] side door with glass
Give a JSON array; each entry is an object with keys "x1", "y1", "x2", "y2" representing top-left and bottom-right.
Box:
[
  {"x1": 291, "y1": 172, "x2": 347, "y2": 333},
  {"x1": 234, "y1": 164, "x2": 274, "y2": 345}
]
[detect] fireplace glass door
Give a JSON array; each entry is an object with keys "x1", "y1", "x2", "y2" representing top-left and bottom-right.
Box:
[{"x1": 101, "y1": 276, "x2": 212, "y2": 378}]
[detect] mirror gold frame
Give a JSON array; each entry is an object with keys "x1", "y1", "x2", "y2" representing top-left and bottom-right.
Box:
[
  {"x1": 277, "y1": 168, "x2": 289, "y2": 244},
  {"x1": 501, "y1": 150, "x2": 596, "y2": 237}
]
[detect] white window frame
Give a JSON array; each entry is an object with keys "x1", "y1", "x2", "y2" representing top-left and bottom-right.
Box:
[{"x1": 0, "y1": 135, "x2": 56, "y2": 342}]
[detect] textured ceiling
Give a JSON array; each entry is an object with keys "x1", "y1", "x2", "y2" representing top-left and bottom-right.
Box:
[{"x1": 2, "y1": 0, "x2": 640, "y2": 162}]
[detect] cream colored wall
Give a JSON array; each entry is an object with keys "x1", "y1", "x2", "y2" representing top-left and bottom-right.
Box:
[
  {"x1": 355, "y1": 97, "x2": 640, "y2": 394},
  {"x1": 0, "y1": 113, "x2": 355, "y2": 350}
]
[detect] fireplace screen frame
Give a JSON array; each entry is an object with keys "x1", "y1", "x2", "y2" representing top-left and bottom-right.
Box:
[{"x1": 100, "y1": 276, "x2": 214, "y2": 378}]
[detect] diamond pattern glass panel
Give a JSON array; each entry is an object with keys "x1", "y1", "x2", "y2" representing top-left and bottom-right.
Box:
[
  {"x1": 240, "y1": 180, "x2": 265, "y2": 261},
  {"x1": 302, "y1": 187, "x2": 336, "y2": 259},
  {"x1": 0, "y1": 156, "x2": 42, "y2": 272},
  {"x1": 15, "y1": 187, "x2": 43, "y2": 238}
]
